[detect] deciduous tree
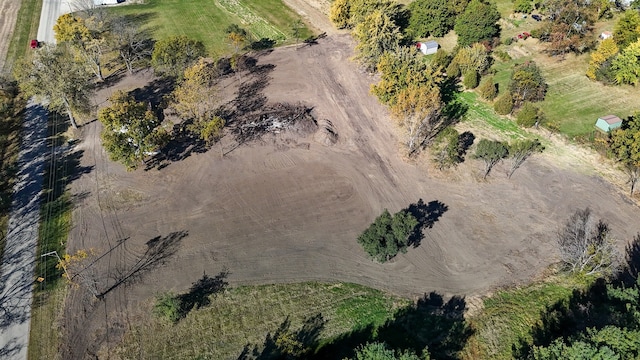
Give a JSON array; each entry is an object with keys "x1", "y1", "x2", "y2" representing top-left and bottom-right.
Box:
[
  {"x1": 474, "y1": 139, "x2": 507, "y2": 179},
  {"x1": 171, "y1": 58, "x2": 219, "y2": 123},
  {"x1": 353, "y1": 10, "x2": 404, "y2": 72},
  {"x1": 610, "y1": 112, "x2": 640, "y2": 195},
  {"x1": 330, "y1": 0, "x2": 351, "y2": 29},
  {"x1": 151, "y1": 36, "x2": 205, "y2": 78},
  {"x1": 508, "y1": 61, "x2": 547, "y2": 107},
  {"x1": 506, "y1": 138, "x2": 544, "y2": 178},
  {"x1": 109, "y1": 15, "x2": 153, "y2": 74},
  {"x1": 536, "y1": 0, "x2": 597, "y2": 56},
  {"x1": 408, "y1": 0, "x2": 455, "y2": 38},
  {"x1": 98, "y1": 91, "x2": 169, "y2": 169},
  {"x1": 350, "y1": 342, "x2": 423, "y2": 360},
  {"x1": 391, "y1": 80, "x2": 444, "y2": 155},
  {"x1": 54, "y1": 13, "x2": 107, "y2": 81},
  {"x1": 611, "y1": 39, "x2": 640, "y2": 85},
  {"x1": 586, "y1": 38, "x2": 619, "y2": 80},
  {"x1": 556, "y1": 208, "x2": 619, "y2": 276},
  {"x1": 613, "y1": 9, "x2": 640, "y2": 48},
  {"x1": 13, "y1": 45, "x2": 94, "y2": 129},
  {"x1": 453, "y1": 0, "x2": 501, "y2": 47},
  {"x1": 371, "y1": 46, "x2": 430, "y2": 105},
  {"x1": 477, "y1": 76, "x2": 498, "y2": 100}
]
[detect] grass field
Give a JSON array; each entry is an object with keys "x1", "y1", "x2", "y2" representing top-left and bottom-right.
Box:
[
  {"x1": 3, "y1": 0, "x2": 43, "y2": 72},
  {"x1": 114, "y1": 282, "x2": 409, "y2": 359},
  {"x1": 461, "y1": 275, "x2": 589, "y2": 359},
  {"x1": 108, "y1": 0, "x2": 313, "y2": 56},
  {"x1": 28, "y1": 115, "x2": 74, "y2": 360}
]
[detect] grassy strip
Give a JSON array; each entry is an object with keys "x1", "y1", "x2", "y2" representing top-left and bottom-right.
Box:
[
  {"x1": 3, "y1": 0, "x2": 43, "y2": 72},
  {"x1": 108, "y1": 0, "x2": 312, "y2": 56},
  {"x1": 114, "y1": 282, "x2": 408, "y2": 359},
  {"x1": 462, "y1": 275, "x2": 589, "y2": 359},
  {"x1": 28, "y1": 117, "x2": 73, "y2": 360}
]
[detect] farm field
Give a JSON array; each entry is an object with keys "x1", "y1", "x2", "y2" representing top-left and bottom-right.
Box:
[
  {"x1": 107, "y1": 0, "x2": 313, "y2": 56},
  {"x1": 54, "y1": 31, "x2": 640, "y2": 357}
]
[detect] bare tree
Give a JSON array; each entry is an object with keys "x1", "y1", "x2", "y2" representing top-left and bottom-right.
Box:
[
  {"x1": 557, "y1": 208, "x2": 620, "y2": 276},
  {"x1": 109, "y1": 15, "x2": 153, "y2": 74},
  {"x1": 623, "y1": 163, "x2": 639, "y2": 197}
]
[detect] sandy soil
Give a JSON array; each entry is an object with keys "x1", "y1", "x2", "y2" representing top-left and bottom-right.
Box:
[
  {"x1": 58, "y1": 33, "x2": 640, "y2": 358},
  {"x1": 0, "y1": 0, "x2": 21, "y2": 71}
]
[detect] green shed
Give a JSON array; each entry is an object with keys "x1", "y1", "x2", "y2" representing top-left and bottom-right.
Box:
[{"x1": 595, "y1": 115, "x2": 622, "y2": 132}]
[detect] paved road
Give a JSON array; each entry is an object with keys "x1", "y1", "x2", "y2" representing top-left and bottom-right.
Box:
[
  {"x1": 0, "y1": 101, "x2": 49, "y2": 359},
  {"x1": 36, "y1": 0, "x2": 62, "y2": 44}
]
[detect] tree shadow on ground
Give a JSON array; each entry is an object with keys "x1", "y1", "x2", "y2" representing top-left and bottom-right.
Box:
[
  {"x1": 512, "y1": 233, "x2": 640, "y2": 358},
  {"x1": 237, "y1": 313, "x2": 326, "y2": 360},
  {"x1": 96, "y1": 230, "x2": 188, "y2": 299},
  {"x1": 311, "y1": 293, "x2": 471, "y2": 360},
  {"x1": 130, "y1": 77, "x2": 176, "y2": 117},
  {"x1": 178, "y1": 269, "x2": 229, "y2": 317},
  {"x1": 458, "y1": 131, "x2": 475, "y2": 162},
  {"x1": 403, "y1": 199, "x2": 449, "y2": 248}
]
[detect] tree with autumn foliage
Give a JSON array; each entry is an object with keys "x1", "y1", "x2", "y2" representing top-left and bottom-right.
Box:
[
  {"x1": 535, "y1": 0, "x2": 597, "y2": 56},
  {"x1": 353, "y1": 10, "x2": 404, "y2": 72},
  {"x1": 390, "y1": 76, "x2": 444, "y2": 156},
  {"x1": 171, "y1": 58, "x2": 225, "y2": 145},
  {"x1": 508, "y1": 61, "x2": 548, "y2": 108},
  {"x1": 371, "y1": 46, "x2": 430, "y2": 105},
  {"x1": 99, "y1": 91, "x2": 169, "y2": 169},
  {"x1": 151, "y1": 36, "x2": 205, "y2": 78},
  {"x1": 330, "y1": 0, "x2": 351, "y2": 29},
  {"x1": 54, "y1": 13, "x2": 107, "y2": 81},
  {"x1": 586, "y1": 38, "x2": 619, "y2": 82}
]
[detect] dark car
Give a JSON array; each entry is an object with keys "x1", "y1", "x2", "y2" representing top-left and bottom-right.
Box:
[
  {"x1": 532, "y1": 14, "x2": 542, "y2": 21},
  {"x1": 30, "y1": 39, "x2": 39, "y2": 49}
]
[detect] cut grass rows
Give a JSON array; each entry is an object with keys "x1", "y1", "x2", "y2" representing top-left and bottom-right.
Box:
[{"x1": 114, "y1": 282, "x2": 408, "y2": 359}]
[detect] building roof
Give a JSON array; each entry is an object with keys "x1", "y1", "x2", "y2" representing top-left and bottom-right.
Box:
[
  {"x1": 599, "y1": 115, "x2": 622, "y2": 125},
  {"x1": 602, "y1": 31, "x2": 612, "y2": 36},
  {"x1": 424, "y1": 40, "x2": 438, "y2": 49}
]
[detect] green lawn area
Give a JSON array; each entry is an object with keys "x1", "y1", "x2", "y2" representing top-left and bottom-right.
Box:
[
  {"x1": 114, "y1": 282, "x2": 409, "y2": 359},
  {"x1": 462, "y1": 275, "x2": 590, "y2": 359},
  {"x1": 108, "y1": 0, "x2": 313, "y2": 56}
]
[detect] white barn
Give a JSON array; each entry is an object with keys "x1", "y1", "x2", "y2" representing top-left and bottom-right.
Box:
[{"x1": 417, "y1": 41, "x2": 439, "y2": 55}]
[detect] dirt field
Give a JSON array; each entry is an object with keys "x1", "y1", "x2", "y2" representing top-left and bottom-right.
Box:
[
  {"x1": 0, "y1": 0, "x2": 21, "y2": 71},
  {"x1": 57, "y1": 32, "x2": 640, "y2": 358}
]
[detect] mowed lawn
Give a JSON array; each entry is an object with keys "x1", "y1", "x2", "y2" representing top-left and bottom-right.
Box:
[{"x1": 108, "y1": 0, "x2": 312, "y2": 56}]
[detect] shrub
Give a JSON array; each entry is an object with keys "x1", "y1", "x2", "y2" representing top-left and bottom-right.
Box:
[
  {"x1": 477, "y1": 76, "x2": 498, "y2": 100},
  {"x1": 463, "y1": 70, "x2": 479, "y2": 89},
  {"x1": 432, "y1": 127, "x2": 463, "y2": 170},
  {"x1": 493, "y1": 49, "x2": 512, "y2": 61},
  {"x1": 513, "y1": 0, "x2": 533, "y2": 13},
  {"x1": 503, "y1": 37, "x2": 514, "y2": 46},
  {"x1": 516, "y1": 101, "x2": 544, "y2": 127},
  {"x1": 494, "y1": 93, "x2": 513, "y2": 115},
  {"x1": 446, "y1": 61, "x2": 461, "y2": 78},
  {"x1": 153, "y1": 292, "x2": 181, "y2": 323},
  {"x1": 431, "y1": 48, "x2": 451, "y2": 69}
]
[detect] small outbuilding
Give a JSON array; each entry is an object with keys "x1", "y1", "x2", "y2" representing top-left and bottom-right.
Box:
[
  {"x1": 600, "y1": 31, "x2": 613, "y2": 40},
  {"x1": 595, "y1": 114, "x2": 623, "y2": 132},
  {"x1": 417, "y1": 41, "x2": 439, "y2": 55}
]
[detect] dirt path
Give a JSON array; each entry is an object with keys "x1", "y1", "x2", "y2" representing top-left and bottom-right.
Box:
[
  {"x1": 0, "y1": 101, "x2": 49, "y2": 359},
  {"x1": 59, "y1": 34, "x2": 640, "y2": 357},
  {"x1": 0, "y1": 0, "x2": 22, "y2": 72},
  {"x1": 281, "y1": 0, "x2": 336, "y2": 35}
]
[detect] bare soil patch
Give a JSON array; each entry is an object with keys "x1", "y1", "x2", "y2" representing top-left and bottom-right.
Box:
[{"x1": 59, "y1": 34, "x2": 640, "y2": 358}]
